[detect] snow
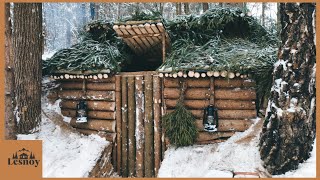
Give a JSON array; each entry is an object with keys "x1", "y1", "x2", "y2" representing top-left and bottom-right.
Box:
[
  {"x1": 42, "y1": 51, "x2": 56, "y2": 60},
  {"x1": 17, "y1": 89, "x2": 110, "y2": 178},
  {"x1": 158, "y1": 117, "x2": 316, "y2": 178},
  {"x1": 158, "y1": 118, "x2": 265, "y2": 178}
]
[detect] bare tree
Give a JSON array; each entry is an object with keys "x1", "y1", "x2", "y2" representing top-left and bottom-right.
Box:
[
  {"x1": 259, "y1": 3, "x2": 316, "y2": 175},
  {"x1": 5, "y1": 3, "x2": 17, "y2": 139},
  {"x1": 176, "y1": 3, "x2": 182, "y2": 15},
  {"x1": 202, "y1": 3, "x2": 209, "y2": 12},
  {"x1": 184, "y1": 3, "x2": 190, "y2": 15},
  {"x1": 13, "y1": 3, "x2": 43, "y2": 134},
  {"x1": 262, "y1": 3, "x2": 266, "y2": 26}
]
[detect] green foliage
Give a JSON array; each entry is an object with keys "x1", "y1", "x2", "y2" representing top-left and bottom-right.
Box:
[
  {"x1": 162, "y1": 101, "x2": 198, "y2": 147},
  {"x1": 43, "y1": 40, "x2": 125, "y2": 74},
  {"x1": 165, "y1": 7, "x2": 278, "y2": 46},
  {"x1": 159, "y1": 37, "x2": 277, "y2": 101},
  {"x1": 43, "y1": 20, "x2": 131, "y2": 74}
]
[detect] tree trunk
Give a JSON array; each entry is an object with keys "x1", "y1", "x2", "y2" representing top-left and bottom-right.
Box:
[
  {"x1": 13, "y1": 3, "x2": 42, "y2": 134},
  {"x1": 184, "y1": 3, "x2": 190, "y2": 15},
  {"x1": 176, "y1": 3, "x2": 182, "y2": 15},
  {"x1": 90, "y1": 3, "x2": 95, "y2": 20},
  {"x1": 277, "y1": 3, "x2": 281, "y2": 35},
  {"x1": 262, "y1": 3, "x2": 266, "y2": 27},
  {"x1": 259, "y1": 3, "x2": 316, "y2": 175},
  {"x1": 95, "y1": 3, "x2": 100, "y2": 20},
  {"x1": 202, "y1": 3, "x2": 209, "y2": 12},
  {"x1": 159, "y1": 3, "x2": 164, "y2": 15},
  {"x1": 66, "y1": 4, "x2": 71, "y2": 47},
  {"x1": 5, "y1": 3, "x2": 17, "y2": 140}
]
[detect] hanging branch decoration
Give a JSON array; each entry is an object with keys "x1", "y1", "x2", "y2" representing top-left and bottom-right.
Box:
[{"x1": 162, "y1": 80, "x2": 198, "y2": 147}]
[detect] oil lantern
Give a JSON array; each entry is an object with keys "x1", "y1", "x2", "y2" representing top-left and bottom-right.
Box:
[
  {"x1": 203, "y1": 105, "x2": 218, "y2": 132},
  {"x1": 76, "y1": 100, "x2": 88, "y2": 123}
]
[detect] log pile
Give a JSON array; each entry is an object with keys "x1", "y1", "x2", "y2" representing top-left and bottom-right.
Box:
[
  {"x1": 57, "y1": 77, "x2": 117, "y2": 142},
  {"x1": 159, "y1": 71, "x2": 251, "y2": 79},
  {"x1": 163, "y1": 77, "x2": 257, "y2": 144}
]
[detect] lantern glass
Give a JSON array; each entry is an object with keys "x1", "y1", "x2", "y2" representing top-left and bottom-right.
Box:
[
  {"x1": 203, "y1": 105, "x2": 218, "y2": 132},
  {"x1": 76, "y1": 100, "x2": 88, "y2": 123}
]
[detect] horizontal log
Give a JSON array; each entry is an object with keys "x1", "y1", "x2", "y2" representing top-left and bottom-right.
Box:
[
  {"x1": 165, "y1": 99, "x2": 255, "y2": 110},
  {"x1": 165, "y1": 99, "x2": 209, "y2": 109},
  {"x1": 195, "y1": 139, "x2": 227, "y2": 145},
  {"x1": 60, "y1": 82, "x2": 115, "y2": 91},
  {"x1": 164, "y1": 88, "x2": 210, "y2": 100},
  {"x1": 70, "y1": 118, "x2": 116, "y2": 132},
  {"x1": 214, "y1": 78, "x2": 255, "y2": 88},
  {"x1": 196, "y1": 131, "x2": 235, "y2": 142},
  {"x1": 164, "y1": 78, "x2": 210, "y2": 88},
  {"x1": 75, "y1": 128, "x2": 116, "y2": 142},
  {"x1": 218, "y1": 110, "x2": 257, "y2": 119},
  {"x1": 166, "y1": 109, "x2": 256, "y2": 119},
  {"x1": 60, "y1": 100, "x2": 115, "y2": 111},
  {"x1": 57, "y1": 76, "x2": 115, "y2": 83},
  {"x1": 61, "y1": 109, "x2": 116, "y2": 120},
  {"x1": 195, "y1": 119, "x2": 253, "y2": 132},
  {"x1": 215, "y1": 89, "x2": 256, "y2": 100},
  {"x1": 58, "y1": 90, "x2": 115, "y2": 101},
  {"x1": 215, "y1": 100, "x2": 255, "y2": 110}
]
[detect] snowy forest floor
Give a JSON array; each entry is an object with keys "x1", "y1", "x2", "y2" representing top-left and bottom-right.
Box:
[
  {"x1": 17, "y1": 77, "x2": 316, "y2": 178},
  {"x1": 158, "y1": 117, "x2": 316, "y2": 178}
]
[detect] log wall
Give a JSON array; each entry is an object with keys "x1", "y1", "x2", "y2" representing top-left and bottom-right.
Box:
[
  {"x1": 163, "y1": 77, "x2": 257, "y2": 145},
  {"x1": 55, "y1": 73, "x2": 257, "y2": 177},
  {"x1": 57, "y1": 78, "x2": 117, "y2": 142},
  {"x1": 118, "y1": 72, "x2": 162, "y2": 178}
]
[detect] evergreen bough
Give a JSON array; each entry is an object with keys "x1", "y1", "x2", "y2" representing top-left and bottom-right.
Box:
[{"x1": 162, "y1": 101, "x2": 198, "y2": 147}]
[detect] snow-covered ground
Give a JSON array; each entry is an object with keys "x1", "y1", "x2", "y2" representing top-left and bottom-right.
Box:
[
  {"x1": 18, "y1": 94, "x2": 110, "y2": 178},
  {"x1": 158, "y1": 118, "x2": 316, "y2": 178}
]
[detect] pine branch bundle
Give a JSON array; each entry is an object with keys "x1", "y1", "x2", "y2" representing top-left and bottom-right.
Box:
[
  {"x1": 43, "y1": 20, "x2": 130, "y2": 74},
  {"x1": 165, "y1": 7, "x2": 278, "y2": 46},
  {"x1": 43, "y1": 39, "x2": 125, "y2": 74},
  {"x1": 158, "y1": 37, "x2": 277, "y2": 100},
  {"x1": 162, "y1": 100, "x2": 198, "y2": 147}
]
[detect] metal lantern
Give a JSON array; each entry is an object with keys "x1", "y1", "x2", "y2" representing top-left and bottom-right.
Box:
[
  {"x1": 76, "y1": 100, "x2": 88, "y2": 123},
  {"x1": 203, "y1": 105, "x2": 218, "y2": 132}
]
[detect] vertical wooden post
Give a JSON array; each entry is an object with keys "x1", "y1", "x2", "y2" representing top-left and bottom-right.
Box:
[
  {"x1": 210, "y1": 77, "x2": 215, "y2": 105},
  {"x1": 127, "y1": 76, "x2": 136, "y2": 177},
  {"x1": 121, "y1": 76, "x2": 128, "y2": 177},
  {"x1": 144, "y1": 75, "x2": 154, "y2": 177},
  {"x1": 135, "y1": 76, "x2": 145, "y2": 177},
  {"x1": 153, "y1": 75, "x2": 162, "y2": 176},
  {"x1": 115, "y1": 75, "x2": 122, "y2": 174},
  {"x1": 162, "y1": 33, "x2": 166, "y2": 63}
]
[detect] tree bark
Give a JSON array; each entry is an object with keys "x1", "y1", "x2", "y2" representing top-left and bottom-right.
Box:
[
  {"x1": 144, "y1": 75, "x2": 154, "y2": 177},
  {"x1": 5, "y1": 3, "x2": 17, "y2": 139},
  {"x1": 135, "y1": 76, "x2": 144, "y2": 177},
  {"x1": 127, "y1": 77, "x2": 136, "y2": 177},
  {"x1": 121, "y1": 76, "x2": 128, "y2": 177},
  {"x1": 13, "y1": 3, "x2": 42, "y2": 134},
  {"x1": 259, "y1": 3, "x2": 316, "y2": 175}
]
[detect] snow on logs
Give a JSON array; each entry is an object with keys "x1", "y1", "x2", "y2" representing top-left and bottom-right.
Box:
[{"x1": 158, "y1": 71, "x2": 250, "y2": 79}]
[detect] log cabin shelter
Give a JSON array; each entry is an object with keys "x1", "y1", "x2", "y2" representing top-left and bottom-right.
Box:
[{"x1": 46, "y1": 8, "x2": 277, "y2": 177}]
